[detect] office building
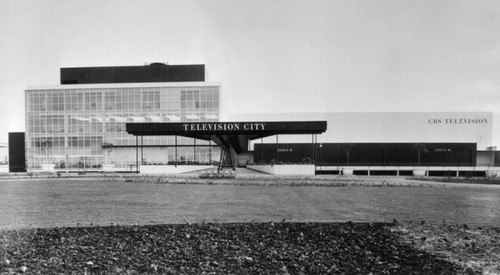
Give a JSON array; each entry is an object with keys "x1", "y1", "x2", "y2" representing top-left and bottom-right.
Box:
[{"x1": 24, "y1": 63, "x2": 220, "y2": 171}]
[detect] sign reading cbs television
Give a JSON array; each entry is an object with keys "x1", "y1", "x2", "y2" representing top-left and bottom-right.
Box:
[{"x1": 428, "y1": 118, "x2": 489, "y2": 125}]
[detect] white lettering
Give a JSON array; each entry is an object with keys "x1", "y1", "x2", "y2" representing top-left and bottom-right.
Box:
[
  {"x1": 430, "y1": 118, "x2": 488, "y2": 125},
  {"x1": 183, "y1": 122, "x2": 272, "y2": 131}
]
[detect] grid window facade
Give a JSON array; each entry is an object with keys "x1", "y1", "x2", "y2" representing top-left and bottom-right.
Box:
[{"x1": 25, "y1": 84, "x2": 220, "y2": 171}]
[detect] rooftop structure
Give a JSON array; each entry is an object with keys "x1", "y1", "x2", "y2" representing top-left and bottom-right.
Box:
[{"x1": 60, "y1": 63, "x2": 205, "y2": 84}]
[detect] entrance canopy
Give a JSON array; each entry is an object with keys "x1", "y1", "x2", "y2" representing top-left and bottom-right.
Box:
[
  {"x1": 126, "y1": 121, "x2": 327, "y2": 171},
  {"x1": 126, "y1": 121, "x2": 327, "y2": 141}
]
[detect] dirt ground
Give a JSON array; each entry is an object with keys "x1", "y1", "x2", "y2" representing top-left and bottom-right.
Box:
[
  {"x1": 2, "y1": 222, "x2": 498, "y2": 274},
  {"x1": 392, "y1": 222, "x2": 500, "y2": 274}
]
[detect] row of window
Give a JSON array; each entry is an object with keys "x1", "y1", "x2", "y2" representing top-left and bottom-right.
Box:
[
  {"x1": 26, "y1": 113, "x2": 219, "y2": 121},
  {"x1": 27, "y1": 88, "x2": 219, "y2": 112},
  {"x1": 26, "y1": 146, "x2": 221, "y2": 170},
  {"x1": 27, "y1": 155, "x2": 104, "y2": 170},
  {"x1": 27, "y1": 100, "x2": 219, "y2": 112},
  {"x1": 26, "y1": 114, "x2": 219, "y2": 135},
  {"x1": 27, "y1": 135, "x2": 213, "y2": 147}
]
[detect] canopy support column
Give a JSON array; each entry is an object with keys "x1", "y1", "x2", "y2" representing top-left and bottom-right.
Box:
[
  {"x1": 314, "y1": 134, "x2": 318, "y2": 164},
  {"x1": 261, "y1": 138, "x2": 264, "y2": 162},
  {"x1": 135, "y1": 136, "x2": 139, "y2": 173},
  {"x1": 276, "y1": 135, "x2": 279, "y2": 161},
  {"x1": 312, "y1": 134, "x2": 315, "y2": 163},
  {"x1": 174, "y1": 135, "x2": 178, "y2": 167}
]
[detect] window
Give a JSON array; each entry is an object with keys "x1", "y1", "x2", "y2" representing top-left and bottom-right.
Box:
[
  {"x1": 142, "y1": 90, "x2": 160, "y2": 110},
  {"x1": 181, "y1": 90, "x2": 200, "y2": 110}
]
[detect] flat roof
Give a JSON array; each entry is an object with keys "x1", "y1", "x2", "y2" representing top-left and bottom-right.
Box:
[{"x1": 26, "y1": 81, "x2": 220, "y2": 90}]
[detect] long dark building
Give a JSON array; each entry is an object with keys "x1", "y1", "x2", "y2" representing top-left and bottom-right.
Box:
[
  {"x1": 60, "y1": 63, "x2": 205, "y2": 84},
  {"x1": 254, "y1": 143, "x2": 477, "y2": 167}
]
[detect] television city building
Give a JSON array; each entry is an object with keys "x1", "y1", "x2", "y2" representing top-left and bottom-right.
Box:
[{"x1": 18, "y1": 63, "x2": 499, "y2": 176}]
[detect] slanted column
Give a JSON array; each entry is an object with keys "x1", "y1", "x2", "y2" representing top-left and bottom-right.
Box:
[{"x1": 209, "y1": 140, "x2": 212, "y2": 164}]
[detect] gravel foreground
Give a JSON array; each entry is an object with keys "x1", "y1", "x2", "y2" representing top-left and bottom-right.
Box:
[{"x1": 1, "y1": 222, "x2": 498, "y2": 274}]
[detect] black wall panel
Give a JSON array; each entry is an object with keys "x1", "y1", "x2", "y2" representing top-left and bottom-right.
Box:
[
  {"x1": 8, "y1": 132, "x2": 26, "y2": 172},
  {"x1": 61, "y1": 64, "x2": 205, "y2": 84}
]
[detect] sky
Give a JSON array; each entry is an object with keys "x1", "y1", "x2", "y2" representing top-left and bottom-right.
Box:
[{"x1": 0, "y1": 0, "x2": 499, "y2": 147}]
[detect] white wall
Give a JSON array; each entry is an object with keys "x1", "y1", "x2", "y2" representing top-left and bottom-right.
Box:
[
  {"x1": 229, "y1": 112, "x2": 494, "y2": 150},
  {"x1": 247, "y1": 164, "x2": 315, "y2": 175},
  {"x1": 140, "y1": 165, "x2": 215, "y2": 174}
]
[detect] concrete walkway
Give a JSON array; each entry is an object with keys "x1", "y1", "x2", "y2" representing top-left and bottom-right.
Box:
[{"x1": 183, "y1": 167, "x2": 270, "y2": 176}]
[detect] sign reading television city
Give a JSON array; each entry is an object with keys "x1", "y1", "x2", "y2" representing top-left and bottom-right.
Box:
[{"x1": 183, "y1": 122, "x2": 266, "y2": 131}]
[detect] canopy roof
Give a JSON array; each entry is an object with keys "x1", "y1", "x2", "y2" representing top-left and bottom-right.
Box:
[
  {"x1": 126, "y1": 121, "x2": 327, "y2": 154},
  {"x1": 126, "y1": 121, "x2": 327, "y2": 140}
]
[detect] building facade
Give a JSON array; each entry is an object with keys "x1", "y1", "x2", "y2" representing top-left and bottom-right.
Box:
[
  {"x1": 25, "y1": 64, "x2": 221, "y2": 171},
  {"x1": 21, "y1": 63, "x2": 497, "y2": 173}
]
